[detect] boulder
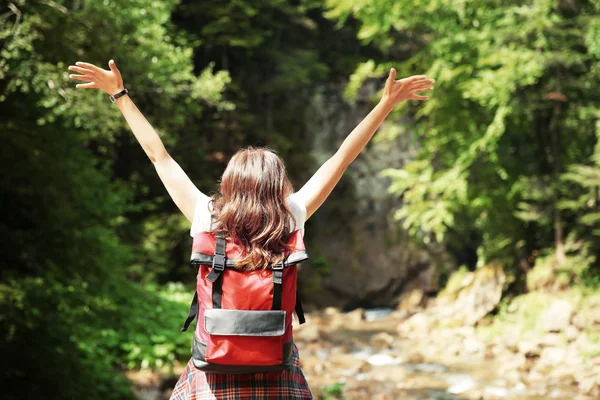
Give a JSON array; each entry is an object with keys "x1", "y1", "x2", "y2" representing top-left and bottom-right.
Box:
[
  {"x1": 431, "y1": 264, "x2": 506, "y2": 326},
  {"x1": 539, "y1": 300, "x2": 573, "y2": 332},
  {"x1": 397, "y1": 313, "x2": 432, "y2": 337},
  {"x1": 299, "y1": 83, "x2": 450, "y2": 309}
]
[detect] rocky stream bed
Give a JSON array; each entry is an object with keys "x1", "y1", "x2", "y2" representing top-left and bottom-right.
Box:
[
  {"x1": 130, "y1": 304, "x2": 600, "y2": 400},
  {"x1": 130, "y1": 266, "x2": 600, "y2": 399}
]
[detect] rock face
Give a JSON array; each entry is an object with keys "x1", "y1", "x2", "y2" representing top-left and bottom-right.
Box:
[{"x1": 300, "y1": 82, "x2": 449, "y2": 308}]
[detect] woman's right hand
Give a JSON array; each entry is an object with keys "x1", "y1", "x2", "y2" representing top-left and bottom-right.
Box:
[{"x1": 68, "y1": 59, "x2": 124, "y2": 95}]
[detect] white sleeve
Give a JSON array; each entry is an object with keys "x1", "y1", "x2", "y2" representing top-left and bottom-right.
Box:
[
  {"x1": 286, "y1": 193, "x2": 307, "y2": 236},
  {"x1": 190, "y1": 192, "x2": 212, "y2": 237}
]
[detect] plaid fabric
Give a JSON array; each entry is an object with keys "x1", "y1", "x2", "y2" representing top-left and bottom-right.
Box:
[{"x1": 169, "y1": 343, "x2": 313, "y2": 400}]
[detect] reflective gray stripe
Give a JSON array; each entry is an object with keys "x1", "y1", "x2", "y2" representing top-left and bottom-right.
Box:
[
  {"x1": 204, "y1": 309, "x2": 286, "y2": 336},
  {"x1": 190, "y1": 250, "x2": 309, "y2": 267},
  {"x1": 192, "y1": 336, "x2": 294, "y2": 373}
]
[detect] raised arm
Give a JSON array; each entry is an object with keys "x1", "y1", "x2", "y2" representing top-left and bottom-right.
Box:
[
  {"x1": 68, "y1": 60, "x2": 205, "y2": 222},
  {"x1": 294, "y1": 68, "x2": 434, "y2": 220}
]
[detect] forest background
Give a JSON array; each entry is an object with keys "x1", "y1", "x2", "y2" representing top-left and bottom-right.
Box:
[{"x1": 1, "y1": 0, "x2": 600, "y2": 398}]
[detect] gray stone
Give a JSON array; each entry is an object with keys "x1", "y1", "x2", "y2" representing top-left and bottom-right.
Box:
[{"x1": 299, "y1": 82, "x2": 450, "y2": 308}]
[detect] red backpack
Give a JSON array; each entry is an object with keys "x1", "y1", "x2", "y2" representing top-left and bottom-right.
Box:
[{"x1": 180, "y1": 229, "x2": 307, "y2": 373}]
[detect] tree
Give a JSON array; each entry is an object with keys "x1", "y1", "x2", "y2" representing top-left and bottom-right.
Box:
[
  {"x1": 328, "y1": 0, "x2": 600, "y2": 284},
  {"x1": 0, "y1": 1, "x2": 229, "y2": 398}
]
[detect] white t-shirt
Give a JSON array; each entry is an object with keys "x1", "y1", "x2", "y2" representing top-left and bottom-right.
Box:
[{"x1": 190, "y1": 192, "x2": 307, "y2": 238}]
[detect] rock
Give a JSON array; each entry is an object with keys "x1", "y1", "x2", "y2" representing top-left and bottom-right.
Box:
[
  {"x1": 295, "y1": 324, "x2": 320, "y2": 342},
  {"x1": 345, "y1": 308, "x2": 364, "y2": 324},
  {"x1": 549, "y1": 365, "x2": 577, "y2": 386},
  {"x1": 322, "y1": 308, "x2": 345, "y2": 329},
  {"x1": 540, "y1": 333, "x2": 561, "y2": 347},
  {"x1": 538, "y1": 347, "x2": 566, "y2": 367},
  {"x1": 518, "y1": 341, "x2": 541, "y2": 358},
  {"x1": 572, "y1": 311, "x2": 587, "y2": 330},
  {"x1": 300, "y1": 83, "x2": 448, "y2": 309},
  {"x1": 404, "y1": 351, "x2": 425, "y2": 364},
  {"x1": 396, "y1": 288, "x2": 425, "y2": 312},
  {"x1": 574, "y1": 332, "x2": 591, "y2": 352},
  {"x1": 369, "y1": 332, "x2": 394, "y2": 349},
  {"x1": 540, "y1": 300, "x2": 573, "y2": 332},
  {"x1": 455, "y1": 326, "x2": 476, "y2": 337},
  {"x1": 324, "y1": 306, "x2": 340, "y2": 316},
  {"x1": 565, "y1": 325, "x2": 579, "y2": 342},
  {"x1": 579, "y1": 375, "x2": 600, "y2": 396},
  {"x1": 432, "y1": 264, "x2": 506, "y2": 326},
  {"x1": 397, "y1": 313, "x2": 431, "y2": 337},
  {"x1": 497, "y1": 354, "x2": 527, "y2": 376},
  {"x1": 463, "y1": 337, "x2": 484, "y2": 354},
  {"x1": 498, "y1": 336, "x2": 519, "y2": 353}
]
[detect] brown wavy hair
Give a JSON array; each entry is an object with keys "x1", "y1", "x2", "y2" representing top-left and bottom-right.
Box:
[{"x1": 210, "y1": 147, "x2": 295, "y2": 270}]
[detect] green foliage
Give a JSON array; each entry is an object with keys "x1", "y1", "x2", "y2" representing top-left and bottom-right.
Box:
[
  {"x1": 1, "y1": 0, "x2": 374, "y2": 397},
  {"x1": 319, "y1": 381, "x2": 345, "y2": 399},
  {"x1": 328, "y1": 0, "x2": 600, "y2": 280},
  {"x1": 312, "y1": 255, "x2": 334, "y2": 277},
  {"x1": 1, "y1": 0, "x2": 229, "y2": 398},
  {"x1": 527, "y1": 235, "x2": 596, "y2": 290}
]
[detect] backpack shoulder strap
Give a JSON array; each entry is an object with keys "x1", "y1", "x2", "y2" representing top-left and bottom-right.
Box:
[
  {"x1": 295, "y1": 289, "x2": 306, "y2": 325},
  {"x1": 181, "y1": 216, "x2": 225, "y2": 331}
]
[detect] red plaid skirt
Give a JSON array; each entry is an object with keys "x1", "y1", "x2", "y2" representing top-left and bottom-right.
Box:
[{"x1": 169, "y1": 343, "x2": 313, "y2": 400}]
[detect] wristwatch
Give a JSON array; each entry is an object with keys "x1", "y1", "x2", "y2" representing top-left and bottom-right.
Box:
[{"x1": 109, "y1": 88, "x2": 128, "y2": 103}]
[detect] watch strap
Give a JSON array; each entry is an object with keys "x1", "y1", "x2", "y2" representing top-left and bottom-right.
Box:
[{"x1": 109, "y1": 88, "x2": 128, "y2": 103}]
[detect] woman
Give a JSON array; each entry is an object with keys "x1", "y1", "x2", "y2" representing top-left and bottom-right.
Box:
[{"x1": 68, "y1": 59, "x2": 433, "y2": 399}]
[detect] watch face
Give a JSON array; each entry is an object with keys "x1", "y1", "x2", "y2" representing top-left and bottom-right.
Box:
[{"x1": 109, "y1": 95, "x2": 116, "y2": 103}]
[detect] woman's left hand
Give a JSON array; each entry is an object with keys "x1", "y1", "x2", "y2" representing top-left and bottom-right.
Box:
[
  {"x1": 381, "y1": 68, "x2": 434, "y2": 106},
  {"x1": 68, "y1": 59, "x2": 124, "y2": 95}
]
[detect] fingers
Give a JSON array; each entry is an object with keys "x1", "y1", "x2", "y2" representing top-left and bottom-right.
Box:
[
  {"x1": 400, "y1": 75, "x2": 428, "y2": 84},
  {"x1": 388, "y1": 68, "x2": 397, "y2": 81},
  {"x1": 108, "y1": 59, "x2": 122, "y2": 81},
  {"x1": 75, "y1": 61, "x2": 103, "y2": 73},
  {"x1": 69, "y1": 74, "x2": 93, "y2": 82},
  {"x1": 408, "y1": 78, "x2": 435, "y2": 88},
  {"x1": 108, "y1": 59, "x2": 119, "y2": 73},
  {"x1": 412, "y1": 85, "x2": 434, "y2": 93},
  {"x1": 68, "y1": 65, "x2": 93, "y2": 75},
  {"x1": 75, "y1": 82, "x2": 97, "y2": 89},
  {"x1": 409, "y1": 94, "x2": 429, "y2": 101}
]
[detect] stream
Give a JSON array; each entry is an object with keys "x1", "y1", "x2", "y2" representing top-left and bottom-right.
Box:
[{"x1": 132, "y1": 308, "x2": 595, "y2": 400}]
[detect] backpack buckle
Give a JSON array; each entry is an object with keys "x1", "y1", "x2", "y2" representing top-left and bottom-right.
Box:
[
  {"x1": 272, "y1": 263, "x2": 284, "y2": 285},
  {"x1": 207, "y1": 254, "x2": 226, "y2": 283},
  {"x1": 212, "y1": 254, "x2": 226, "y2": 271}
]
